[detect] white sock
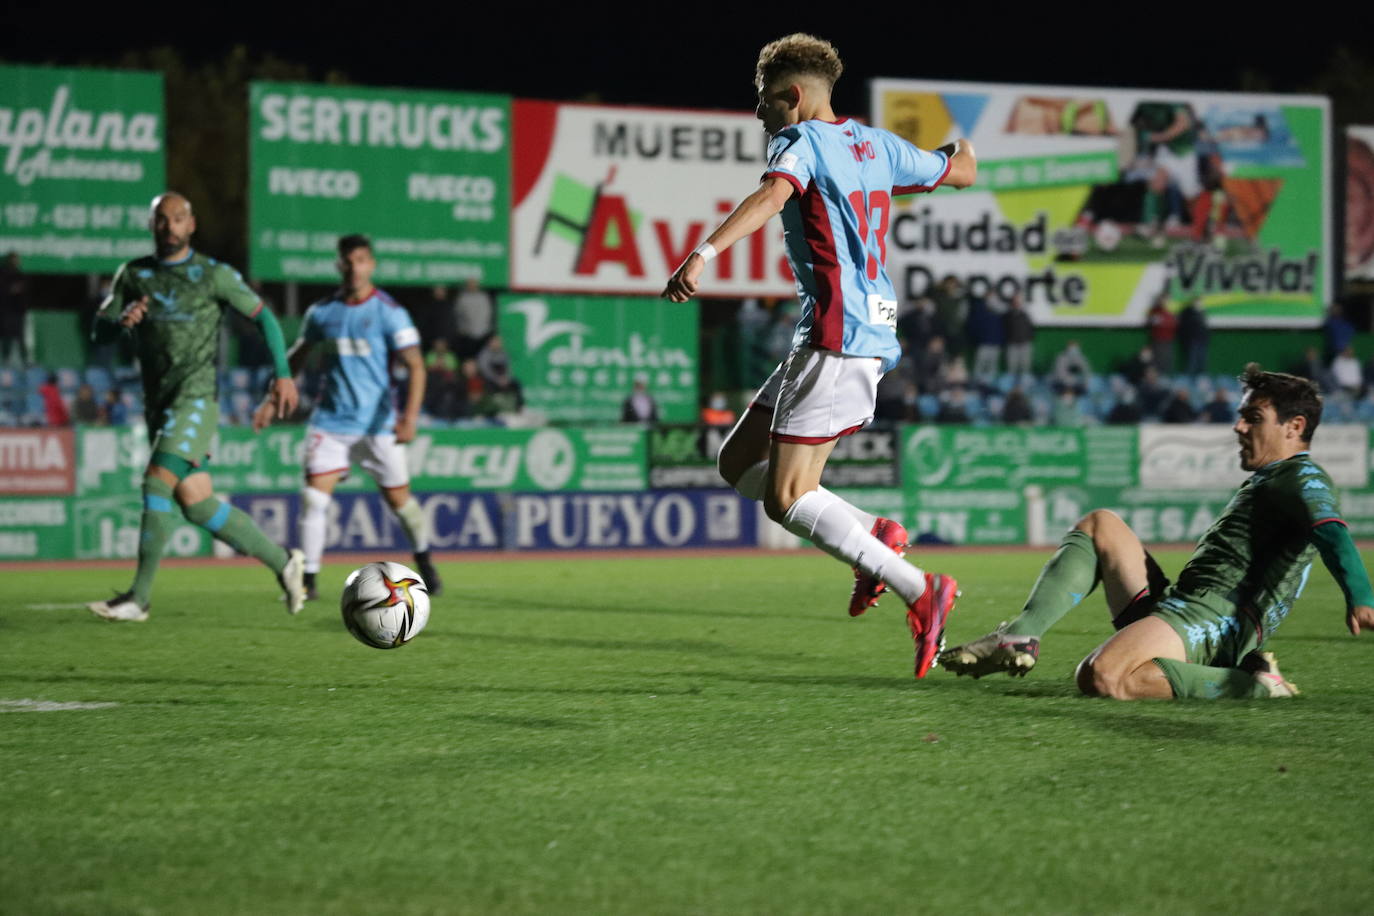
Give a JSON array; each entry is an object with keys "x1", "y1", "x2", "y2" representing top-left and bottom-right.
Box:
[
  {"x1": 392, "y1": 496, "x2": 430, "y2": 553},
  {"x1": 781, "y1": 489, "x2": 926, "y2": 604},
  {"x1": 731, "y1": 459, "x2": 880, "y2": 532},
  {"x1": 299, "y1": 486, "x2": 331, "y2": 574}
]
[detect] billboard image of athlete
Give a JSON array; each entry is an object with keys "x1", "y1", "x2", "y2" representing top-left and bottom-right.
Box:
[{"x1": 662, "y1": 34, "x2": 977, "y2": 678}]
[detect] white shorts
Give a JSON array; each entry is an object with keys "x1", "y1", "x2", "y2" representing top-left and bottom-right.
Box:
[
  {"x1": 305, "y1": 427, "x2": 411, "y2": 489},
  {"x1": 1154, "y1": 145, "x2": 1201, "y2": 199},
  {"x1": 750, "y1": 348, "x2": 881, "y2": 443}
]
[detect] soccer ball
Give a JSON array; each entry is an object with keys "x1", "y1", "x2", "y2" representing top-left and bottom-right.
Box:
[
  {"x1": 340, "y1": 561, "x2": 431, "y2": 650},
  {"x1": 1093, "y1": 219, "x2": 1122, "y2": 252}
]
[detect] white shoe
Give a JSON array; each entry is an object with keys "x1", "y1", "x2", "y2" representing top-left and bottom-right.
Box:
[
  {"x1": 88, "y1": 592, "x2": 149, "y2": 622},
  {"x1": 278, "y1": 549, "x2": 306, "y2": 616}
]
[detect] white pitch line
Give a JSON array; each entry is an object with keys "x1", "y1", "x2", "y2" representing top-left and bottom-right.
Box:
[
  {"x1": 23, "y1": 603, "x2": 93, "y2": 611},
  {"x1": 0, "y1": 698, "x2": 120, "y2": 712}
]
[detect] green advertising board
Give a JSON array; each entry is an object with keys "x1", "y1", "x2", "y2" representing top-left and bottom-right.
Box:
[
  {"x1": 0, "y1": 65, "x2": 165, "y2": 274},
  {"x1": 248, "y1": 82, "x2": 510, "y2": 284},
  {"x1": 75, "y1": 425, "x2": 647, "y2": 497},
  {"x1": 497, "y1": 294, "x2": 699, "y2": 424}
]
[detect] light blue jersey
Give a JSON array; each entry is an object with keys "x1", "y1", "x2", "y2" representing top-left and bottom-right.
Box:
[
  {"x1": 300, "y1": 287, "x2": 420, "y2": 435},
  {"x1": 764, "y1": 119, "x2": 950, "y2": 371}
]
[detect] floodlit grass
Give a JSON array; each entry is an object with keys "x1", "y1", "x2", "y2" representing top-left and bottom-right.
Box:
[{"x1": 3, "y1": 549, "x2": 1374, "y2": 915}]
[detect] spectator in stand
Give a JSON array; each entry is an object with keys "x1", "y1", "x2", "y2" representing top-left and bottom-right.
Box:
[
  {"x1": 424, "y1": 337, "x2": 460, "y2": 420},
  {"x1": 459, "y1": 358, "x2": 484, "y2": 416},
  {"x1": 931, "y1": 275, "x2": 968, "y2": 358},
  {"x1": 1201, "y1": 388, "x2": 1234, "y2": 423},
  {"x1": 475, "y1": 359, "x2": 524, "y2": 420},
  {"x1": 476, "y1": 334, "x2": 511, "y2": 386},
  {"x1": 1001, "y1": 386, "x2": 1034, "y2": 425},
  {"x1": 897, "y1": 295, "x2": 942, "y2": 357},
  {"x1": 701, "y1": 391, "x2": 736, "y2": 426},
  {"x1": 1160, "y1": 386, "x2": 1198, "y2": 423},
  {"x1": 913, "y1": 335, "x2": 948, "y2": 395},
  {"x1": 1051, "y1": 389, "x2": 1088, "y2": 427},
  {"x1": 1146, "y1": 294, "x2": 1177, "y2": 375},
  {"x1": 99, "y1": 388, "x2": 128, "y2": 426},
  {"x1": 1323, "y1": 304, "x2": 1354, "y2": 363},
  {"x1": 0, "y1": 252, "x2": 29, "y2": 367},
  {"x1": 453, "y1": 278, "x2": 494, "y2": 358},
  {"x1": 419, "y1": 285, "x2": 455, "y2": 352},
  {"x1": 38, "y1": 373, "x2": 69, "y2": 426},
  {"x1": 1051, "y1": 339, "x2": 1091, "y2": 394},
  {"x1": 1135, "y1": 365, "x2": 1171, "y2": 419},
  {"x1": 1003, "y1": 294, "x2": 1034, "y2": 382},
  {"x1": 72, "y1": 383, "x2": 101, "y2": 424},
  {"x1": 1287, "y1": 345, "x2": 1328, "y2": 387},
  {"x1": 965, "y1": 292, "x2": 1004, "y2": 388},
  {"x1": 1177, "y1": 297, "x2": 1209, "y2": 377},
  {"x1": 1118, "y1": 344, "x2": 1156, "y2": 386},
  {"x1": 874, "y1": 354, "x2": 915, "y2": 423},
  {"x1": 935, "y1": 387, "x2": 971, "y2": 424},
  {"x1": 1106, "y1": 388, "x2": 1143, "y2": 425},
  {"x1": 943, "y1": 355, "x2": 970, "y2": 393},
  {"x1": 620, "y1": 376, "x2": 659, "y2": 424},
  {"x1": 1330, "y1": 344, "x2": 1364, "y2": 396}
]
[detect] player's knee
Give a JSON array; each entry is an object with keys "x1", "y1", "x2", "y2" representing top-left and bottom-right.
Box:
[
  {"x1": 1075, "y1": 655, "x2": 1122, "y2": 698},
  {"x1": 301, "y1": 486, "x2": 332, "y2": 519},
  {"x1": 1074, "y1": 508, "x2": 1121, "y2": 539}
]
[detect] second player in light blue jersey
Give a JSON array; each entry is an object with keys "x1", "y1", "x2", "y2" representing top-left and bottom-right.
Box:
[
  {"x1": 254, "y1": 234, "x2": 442, "y2": 598},
  {"x1": 663, "y1": 34, "x2": 977, "y2": 678}
]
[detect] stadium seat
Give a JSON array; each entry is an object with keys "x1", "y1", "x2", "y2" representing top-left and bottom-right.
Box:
[
  {"x1": 917, "y1": 394, "x2": 939, "y2": 418},
  {"x1": 56, "y1": 367, "x2": 80, "y2": 394},
  {"x1": 24, "y1": 366, "x2": 48, "y2": 390},
  {"x1": 84, "y1": 366, "x2": 113, "y2": 394},
  {"x1": 227, "y1": 368, "x2": 252, "y2": 391}
]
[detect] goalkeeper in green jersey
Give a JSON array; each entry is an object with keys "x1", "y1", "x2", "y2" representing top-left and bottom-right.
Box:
[
  {"x1": 86, "y1": 192, "x2": 306, "y2": 622},
  {"x1": 941, "y1": 364, "x2": 1374, "y2": 699}
]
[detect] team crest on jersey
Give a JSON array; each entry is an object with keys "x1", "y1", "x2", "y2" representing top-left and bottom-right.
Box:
[{"x1": 187, "y1": 265, "x2": 203, "y2": 282}]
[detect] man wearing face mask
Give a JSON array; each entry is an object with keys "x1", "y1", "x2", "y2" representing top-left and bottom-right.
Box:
[{"x1": 941, "y1": 364, "x2": 1374, "y2": 699}]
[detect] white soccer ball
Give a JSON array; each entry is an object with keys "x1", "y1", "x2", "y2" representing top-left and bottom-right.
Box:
[
  {"x1": 1093, "y1": 219, "x2": 1122, "y2": 252},
  {"x1": 340, "y1": 561, "x2": 431, "y2": 650}
]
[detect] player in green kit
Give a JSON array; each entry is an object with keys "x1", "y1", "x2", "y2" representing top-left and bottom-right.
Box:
[
  {"x1": 86, "y1": 192, "x2": 307, "y2": 622},
  {"x1": 940, "y1": 364, "x2": 1374, "y2": 699}
]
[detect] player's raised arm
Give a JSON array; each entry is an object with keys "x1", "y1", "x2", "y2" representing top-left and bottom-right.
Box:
[
  {"x1": 661, "y1": 175, "x2": 795, "y2": 302},
  {"x1": 936, "y1": 138, "x2": 978, "y2": 189}
]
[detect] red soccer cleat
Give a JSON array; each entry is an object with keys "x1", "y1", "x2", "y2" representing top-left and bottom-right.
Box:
[
  {"x1": 906, "y1": 573, "x2": 960, "y2": 679},
  {"x1": 848, "y1": 518, "x2": 909, "y2": 617}
]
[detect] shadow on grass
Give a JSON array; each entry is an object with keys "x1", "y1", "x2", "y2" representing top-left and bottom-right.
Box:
[
  {"x1": 399, "y1": 628, "x2": 813, "y2": 664},
  {"x1": 0, "y1": 671, "x2": 703, "y2": 699}
]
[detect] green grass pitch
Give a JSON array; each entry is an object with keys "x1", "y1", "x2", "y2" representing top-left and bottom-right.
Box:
[{"x1": 3, "y1": 548, "x2": 1374, "y2": 915}]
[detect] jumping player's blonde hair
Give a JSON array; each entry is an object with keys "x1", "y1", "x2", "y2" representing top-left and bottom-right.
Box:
[{"x1": 756, "y1": 34, "x2": 843, "y2": 90}]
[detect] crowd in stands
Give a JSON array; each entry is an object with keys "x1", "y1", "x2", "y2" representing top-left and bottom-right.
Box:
[{"x1": 3, "y1": 250, "x2": 1373, "y2": 430}]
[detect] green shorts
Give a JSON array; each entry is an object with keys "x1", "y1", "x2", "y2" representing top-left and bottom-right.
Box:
[
  {"x1": 147, "y1": 395, "x2": 219, "y2": 470},
  {"x1": 1150, "y1": 589, "x2": 1263, "y2": 668}
]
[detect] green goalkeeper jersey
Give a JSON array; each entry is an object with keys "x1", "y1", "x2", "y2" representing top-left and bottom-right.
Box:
[
  {"x1": 98, "y1": 250, "x2": 261, "y2": 407},
  {"x1": 1174, "y1": 452, "x2": 1340, "y2": 639}
]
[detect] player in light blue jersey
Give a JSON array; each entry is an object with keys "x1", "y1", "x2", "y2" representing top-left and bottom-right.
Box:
[
  {"x1": 663, "y1": 34, "x2": 977, "y2": 678},
  {"x1": 254, "y1": 235, "x2": 442, "y2": 599}
]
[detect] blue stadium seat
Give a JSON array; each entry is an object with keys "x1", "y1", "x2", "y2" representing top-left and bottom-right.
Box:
[
  {"x1": 24, "y1": 366, "x2": 48, "y2": 390},
  {"x1": 84, "y1": 366, "x2": 113, "y2": 394},
  {"x1": 227, "y1": 367, "x2": 252, "y2": 391},
  {"x1": 917, "y1": 394, "x2": 939, "y2": 418}
]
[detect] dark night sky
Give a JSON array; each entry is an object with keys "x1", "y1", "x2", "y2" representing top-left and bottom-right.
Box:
[{"x1": 1, "y1": 4, "x2": 1356, "y2": 115}]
